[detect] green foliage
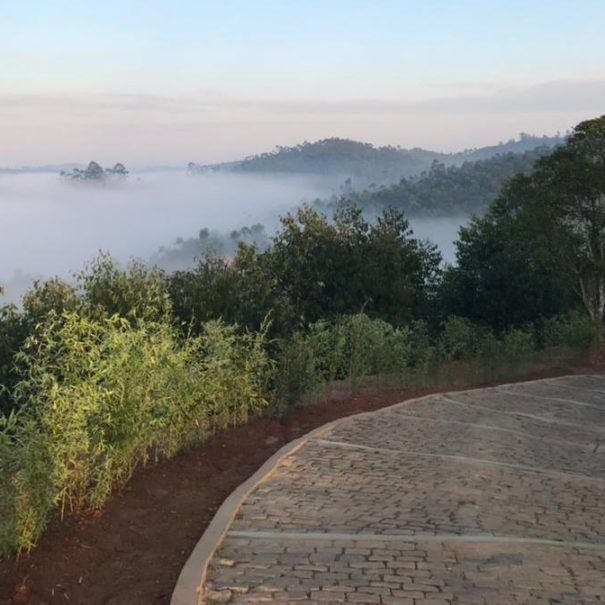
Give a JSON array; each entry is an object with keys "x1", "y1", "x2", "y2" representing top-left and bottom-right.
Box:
[
  {"x1": 501, "y1": 328, "x2": 535, "y2": 361},
  {"x1": 1, "y1": 256, "x2": 173, "y2": 419},
  {"x1": 0, "y1": 413, "x2": 18, "y2": 552},
  {"x1": 341, "y1": 314, "x2": 408, "y2": 391},
  {"x1": 443, "y1": 115, "x2": 605, "y2": 341},
  {"x1": 436, "y1": 317, "x2": 535, "y2": 364},
  {"x1": 272, "y1": 314, "x2": 413, "y2": 403},
  {"x1": 78, "y1": 254, "x2": 172, "y2": 322},
  {"x1": 0, "y1": 296, "x2": 593, "y2": 555},
  {"x1": 197, "y1": 319, "x2": 271, "y2": 432},
  {"x1": 1, "y1": 277, "x2": 81, "y2": 416},
  {"x1": 166, "y1": 204, "x2": 441, "y2": 335},
  {"x1": 438, "y1": 316, "x2": 494, "y2": 361},
  {"x1": 267, "y1": 204, "x2": 441, "y2": 329},
  {"x1": 168, "y1": 244, "x2": 277, "y2": 333},
  {"x1": 542, "y1": 312, "x2": 597, "y2": 349},
  {"x1": 400, "y1": 321, "x2": 434, "y2": 368},
  {"x1": 269, "y1": 311, "x2": 572, "y2": 410},
  {"x1": 21, "y1": 278, "x2": 79, "y2": 321},
  {"x1": 437, "y1": 202, "x2": 576, "y2": 329},
  {"x1": 0, "y1": 312, "x2": 268, "y2": 554},
  {"x1": 323, "y1": 148, "x2": 555, "y2": 217},
  {"x1": 271, "y1": 332, "x2": 325, "y2": 409},
  {"x1": 0, "y1": 304, "x2": 30, "y2": 416}
]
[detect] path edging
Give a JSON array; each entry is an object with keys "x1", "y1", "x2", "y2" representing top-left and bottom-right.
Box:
[
  {"x1": 169, "y1": 419, "x2": 338, "y2": 605},
  {"x1": 169, "y1": 374, "x2": 598, "y2": 605}
]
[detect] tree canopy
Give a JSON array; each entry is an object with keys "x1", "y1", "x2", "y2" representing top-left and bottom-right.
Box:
[
  {"x1": 166, "y1": 204, "x2": 440, "y2": 335},
  {"x1": 60, "y1": 161, "x2": 128, "y2": 181},
  {"x1": 324, "y1": 147, "x2": 555, "y2": 217},
  {"x1": 444, "y1": 115, "x2": 605, "y2": 340}
]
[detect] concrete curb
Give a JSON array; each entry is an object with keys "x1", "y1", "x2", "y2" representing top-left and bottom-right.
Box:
[
  {"x1": 169, "y1": 419, "x2": 338, "y2": 605},
  {"x1": 169, "y1": 373, "x2": 596, "y2": 605}
]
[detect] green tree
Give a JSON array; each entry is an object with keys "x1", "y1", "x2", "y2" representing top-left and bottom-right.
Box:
[
  {"x1": 442, "y1": 115, "x2": 605, "y2": 340},
  {"x1": 534, "y1": 116, "x2": 605, "y2": 343},
  {"x1": 439, "y1": 178, "x2": 575, "y2": 329},
  {"x1": 266, "y1": 204, "x2": 439, "y2": 328}
]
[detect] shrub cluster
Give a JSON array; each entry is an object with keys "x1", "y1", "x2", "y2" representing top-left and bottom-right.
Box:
[
  {"x1": 0, "y1": 313, "x2": 268, "y2": 555},
  {"x1": 269, "y1": 313, "x2": 590, "y2": 412}
]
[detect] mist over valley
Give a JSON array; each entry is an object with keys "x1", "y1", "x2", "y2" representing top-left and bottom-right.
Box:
[
  {"x1": 0, "y1": 169, "x2": 336, "y2": 302},
  {"x1": 0, "y1": 134, "x2": 564, "y2": 303}
]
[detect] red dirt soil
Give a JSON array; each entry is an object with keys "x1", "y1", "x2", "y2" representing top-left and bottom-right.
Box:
[{"x1": 1, "y1": 363, "x2": 601, "y2": 605}]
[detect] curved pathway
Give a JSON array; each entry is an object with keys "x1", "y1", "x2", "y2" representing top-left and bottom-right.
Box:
[{"x1": 177, "y1": 375, "x2": 605, "y2": 605}]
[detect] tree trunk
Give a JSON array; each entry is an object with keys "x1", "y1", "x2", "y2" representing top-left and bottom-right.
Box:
[{"x1": 578, "y1": 274, "x2": 605, "y2": 352}]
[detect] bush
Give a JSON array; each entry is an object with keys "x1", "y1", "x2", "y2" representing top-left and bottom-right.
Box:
[
  {"x1": 0, "y1": 413, "x2": 18, "y2": 553},
  {"x1": 271, "y1": 332, "x2": 324, "y2": 410},
  {"x1": 0, "y1": 304, "x2": 29, "y2": 416},
  {"x1": 22, "y1": 277, "x2": 78, "y2": 322},
  {"x1": 405, "y1": 321, "x2": 438, "y2": 369},
  {"x1": 78, "y1": 254, "x2": 171, "y2": 322},
  {"x1": 438, "y1": 316, "x2": 494, "y2": 361},
  {"x1": 0, "y1": 312, "x2": 268, "y2": 554},
  {"x1": 542, "y1": 311, "x2": 597, "y2": 349},
  {"x1": 271, "y1": 314, "x2": 413, "y2": 402},
  {"x1": 0, "y1": 302, "x2": 593, "y2": 556},
  {"x1": 343, "y1": 314, "x2": 409, "y2": 391},
  {"x1": 501, "y1": 328, "x2": 535, "y2": 361}
]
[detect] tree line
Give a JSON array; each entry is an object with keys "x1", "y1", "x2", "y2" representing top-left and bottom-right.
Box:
[{"x1": 319, "y1": 147, "x2": 554, "y2": 217}]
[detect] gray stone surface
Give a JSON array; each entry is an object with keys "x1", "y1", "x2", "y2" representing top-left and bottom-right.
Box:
[{"x1": 204, "y1": 376, "x2": 605, "y2": 604}]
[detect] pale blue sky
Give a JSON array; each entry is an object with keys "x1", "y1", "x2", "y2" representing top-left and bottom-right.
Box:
[{"x1": 1, "y1": 1, "x2": 604, "y2": 164}]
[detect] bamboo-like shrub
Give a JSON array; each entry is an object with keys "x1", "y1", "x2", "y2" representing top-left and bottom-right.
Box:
[{"x1": 0, "y1": 312, "x2": 269, "y2": 554}]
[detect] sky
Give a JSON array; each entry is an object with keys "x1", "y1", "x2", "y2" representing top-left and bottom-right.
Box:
[{"x1": 1, "y1": 0, "x2": 604, "y2": 165}]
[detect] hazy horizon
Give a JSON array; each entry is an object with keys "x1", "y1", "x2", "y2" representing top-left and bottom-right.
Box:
[
  {"x1": 0, "y1": 128, "x2": 568, "y2": 170},
  {"x1": 2, "y1": 1, "x2": 604, "y2": 165}
]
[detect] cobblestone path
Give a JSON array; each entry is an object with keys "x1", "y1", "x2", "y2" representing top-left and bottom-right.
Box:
[{"x1": 203, "y1": 376, "x2": 605, "y2": 604}]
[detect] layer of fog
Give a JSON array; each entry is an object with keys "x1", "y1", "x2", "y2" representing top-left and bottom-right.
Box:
[
  {"x1": 410, "y1": 218, "x2": 464, "y2": 265},
  {"x1": 0, "y1": 171, "x2": 467, "y2": 304}
]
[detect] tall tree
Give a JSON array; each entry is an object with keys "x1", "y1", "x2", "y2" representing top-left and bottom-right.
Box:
[
  {"x1": 535, "y1": 116, "x2": 605, "y2": 343},
  {"x1": 443, "y1": 115, "x2": 605, "y2": 342}
]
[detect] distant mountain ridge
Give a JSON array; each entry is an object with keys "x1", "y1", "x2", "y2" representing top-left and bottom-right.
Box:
[
  {"x1": 453, "y1": 133, "x2": 565, "y2": 162},
  {"x1": 188, "y1": 133, "x2": 565, "y2": 185},
  {"x1": 0, "y1": 164, "x2": 81, "y2": 175}
]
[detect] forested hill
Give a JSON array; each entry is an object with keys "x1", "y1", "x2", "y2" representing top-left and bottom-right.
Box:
[
  {"x1": 454, "y1": 133, "x2": 564, "y2": 162},
  {"x1": 190, "y1": 139, "x2": 443, "y2": 183},
  {"x1": 188, "y1": 134, "x2": 564, "y2": 184},
  {"x1": 324, "y1": 146, "x2": 553, "y2": 217}
]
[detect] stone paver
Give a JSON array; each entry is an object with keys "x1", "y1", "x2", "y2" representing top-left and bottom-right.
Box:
[{"x1": 203, "y1": 375, "x2": 605, "y2": 604}]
